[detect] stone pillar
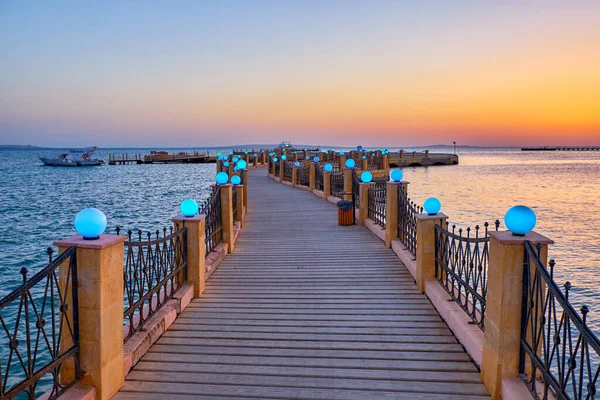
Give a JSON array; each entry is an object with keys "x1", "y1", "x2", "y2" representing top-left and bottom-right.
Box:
[
  {"x1": 253, "y1": 155, "x2": 258, "y2": 167},
  {"x1": 294, "y1": 153, "x2": 298, "y2": 162},
  {"x1": 54, "y1": 235, "x2": 126, "y2": 400},
  {"x1": 271, "y1": 159, "x2": 276, "y2": 178},
  {"x1": 171, "y1": 214, "x2": 206, "y2": 297},
  {"x1": 361, "y1": 158, "x2": 368, "y2": 171},
  {"x1": 383, "y1": 154, "x2": 390, "y2": 170},
  {"x1": 292, "y1": 167, "x2": 298, "y2": 187},
  {"x1": 227, "y1": 162, "x2": 234, "y2": 177},
  {"x1": 242, "y1": 169, "x2": 248, "y2": 209},
  {"x1": 309, "y1": 162, "x2": 316, "y2": 192},
  {"x1": 219, "y1": 184, "x2": 235, "y2": 253},
  {"x1": 343, "y1": 168, "x2": 352, "y2": 201},
  {"x1": 481, "y1": 231, "x2": 553, "y2": 399},
  {"x1": 359, "y1": 182, "x2": 373, "y2": 224},
  {"x1": 399, "y1": 150, "x2": 404, "y2": 160},
  {"x1": 279, "y1": 159, "x2": 284, "y2": 181},
  {"x1": 384, "y1": 181, "x2": 400, "y2": 248},
  {"x1": 262, "y1": 152, "x2": 266, "y2": 165},
  {"x1": 425, "y1": 149, "x2": 430, "y2": 158},
  {"x1": 412, "y1": 151, "x2": 417, "y2": 159},
  {"x1": 323, "y1": 171, "x2": 331, "y2": 198},
  {"x1": 415, "y1": 213, "x2": 448, "y2": 293},
  {"x1": 216, "y1": 160, "x2": 221, "y2": 174},
  {"x1": 339, "y1": 154, "x2": 347, "y2": 170},
  {"x1": 235, "y1": 185, "x2": 244, "y2": 226}
]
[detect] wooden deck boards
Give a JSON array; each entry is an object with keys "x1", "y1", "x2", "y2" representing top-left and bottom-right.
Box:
[{"x1": 114, "y1": 169, "x2": 489, "y2": 399}]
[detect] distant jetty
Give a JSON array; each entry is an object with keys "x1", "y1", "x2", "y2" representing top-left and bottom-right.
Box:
[
  {"x1": 108, "y1": 151, "x2": 218, "y2": 165},
  {"x1": 521, "y1": 146, "x2": 600, "y2": 151}
]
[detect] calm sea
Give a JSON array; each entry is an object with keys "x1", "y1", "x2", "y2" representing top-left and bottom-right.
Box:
[{"x1": 0, "y1": 146, "x2": 599, "y2": 328}]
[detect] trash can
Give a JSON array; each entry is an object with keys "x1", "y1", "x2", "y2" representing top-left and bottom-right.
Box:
[{"x1": 337, "y1": 200, "x2": 354, "y2": 226}]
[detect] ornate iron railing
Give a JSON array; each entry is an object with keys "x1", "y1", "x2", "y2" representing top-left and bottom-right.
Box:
[
  {"x1": 520, "y1": 241, "x2": 600, "y2": 399},
  {"x1": 434, "y1": 221, "x2": 498, "y2": 331},
  {"x1": 397, "y1": 185, "x2": 422, "y2": 257},
  {"x1": 330, "y1": 171, "x2": 344, "y2": 198},
  {"x1": 298, "y1": 164, "x2": 309, "y2": 186},
  {"x1": 274, "y1": 161, "x2": 280, "y2": 177},
  {"x1": 315, "y1": 164, "x2": 324, "y2": 191},
  {"x1": 232, "y1": 185, "x2": 238, "y2": 220},
  {"x1": 367, "y1": 185, "x2": 386, "y2": 228},
  {"x1": 200, "y1": 189, "x2": 222, "y2": 256},
  {"x1": 352, "y1": 170, "x2": 361, "y2": 207},
  {"x1": 120, "y1": 226, "x2": 187, "y2": 342},
  {"x1": 0, "y1": 246, "x2": 81, "y2": 399},
  {"x1": 284, "y1": 162, "x2": 293, "y2": 182}
]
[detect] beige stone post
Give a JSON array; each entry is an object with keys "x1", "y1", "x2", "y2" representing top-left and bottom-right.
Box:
[
  {"x1": 171, "y1": 214, "x2": 206, "y2": 297},
  {"x1": 245, "y1": 154, "x2": 250, "y2": 165},
  {"x1": 253, "y1": 155, "x2": 258, "y2": 167},
  {"x1": 399, "y1": 150, "x2": 404, "y2": 160},
  {"x1": 384, "y1": 181, "x2": 400, "y2": 248},
  {"x1": 383, "y1": 154, "x2": 390, "y2": 170},
  {"x1": 323, "y1": 171, "x2": 331, "y2": 198},
  {"x1": 309, "y1": 162, "x2": 316, "y2": 192},
  {"x1": 415, "y1": 213, "x2": 448, "y2": 293},
  {"x1": 271, "y1": 159, "x2": 276, "y2": 178},
  {"x1": 481, "y1": 231, "x2": 553, "y2": 399},
  {"x1": 293, "y1": 153, "x2": 298, "y2": 161},
  {"x1": 361, "y1": 158, "x2": 368, "y2": 171},
  {"x1": 358, "y1": 182, "x2": 373, "y2": 224},
  {"x1": 227, "y1": 162, "x2": 234, "y2": 177},
  {"x1": 54, "y1": 235, "x2": 126, "y2": 400},
  {"x1": 216, "y1": 160, "x2": 221, "y2": 174},
  {"x1": 235, "y1": 185, "x2": 244, "y2": 226},
  {"x1": 343, "y1": 168, "x2": 352, "y2": 200},
  {"x1": 339, "y1": 154, "x2": 347, "y2": 170},
  {"x1": 219, "y1": 184, "x2": 235, "y2": 253},
  {"x1": 262, "y1": 152, "x2": 266, "y2": 164},
  {"x1": 425, "y1": 149, "x2": 430, "y2": 158},
  {"x1": 412, "y1": 151, "x2": 417, "y2": 159},
  {"x1": 242, "y1": 169, "x2": 248, "y2": 209},
  {"x1": 292, "y1": 166, "x2": 298, "y2": 187},
  {"x1": 279, "y1": 159, "x2": 284, "y2": 181}
]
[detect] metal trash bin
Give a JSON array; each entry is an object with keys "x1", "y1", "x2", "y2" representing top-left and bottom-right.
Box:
[{"x1": 337, "y1": 200, "x2": 354, "y2": 226}]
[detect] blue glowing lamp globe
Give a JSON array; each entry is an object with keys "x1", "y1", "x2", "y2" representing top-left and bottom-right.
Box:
[
  {"x1": 237, "y1": 160, "x2": 247, "y2": 169},
  {"x1": 371, "y1": 153, "x2": 375, "y2": 156},
  {"x1": 361, "y1": 171, "x2": 373, "y2": 183},
  {"x1": 232, "y1": 156, "x2": 239, "y2": 163},
  {"x1": 74, "y1": 208, "x2": 107, "y2": 240},
  {"x1": 223, "y1": 161, "x2": 229, "y2": 167},
  {"x1": 324, "y1": 163, "x2": 333, "y2": 172},
  {"x1": 180, "y1": 199, "x2": 199, "y2": 217},
  {"x1": 229, "y1": 151, "x2": 233, "y2": 155},
  {"x1": 223, "y1": 156, "x2": 229, "y2": 161},
  {"x1": 340, "y1": 151, "x2": 345, "y2": 155},
  {"x1": 362, "y1": 155, "x2": 367, "y2": 160},
  {"x1": 294, "y1": 161, "x2": 300, "y2": 167},
  {"x1": 273, "y1": 157, "x2": 278, "y2": 162},
  {"x1": 234, "y1": 166, "x2": 239, "y2": 172},
  {"x1": 505, "y1": 205, "x2": 536, "y2": 236},
  {"x1": 254, "y1": 153, "x2": 257, "y2": 157},
  {"x1": 216, "y1": 172, "x2": 229, "y2": 185},
  {"x1": 345, "y1": 159, "x2": 355, "y2": 168},
  {"x1": 244, "y1": 151, "x2": 248, "y2": 154},
  {"x1": 217, "y1": 152, "x2": 222, "y2": 156},
  {"x1": 281, "y1": 155, "x2": 287, "y2": 160},
  {"x1": 218, "y1": 155, "x2": 223, "y2": 161},
  {"x1": 231, "y1": 175, "x2": 241, "y2": 185},
  {"x1": 390, "y1": 169, "x2": 403, "y2": 182},
  {"x1": 424, "y1": 198, "x2": 441, "y2": 215},
  {"x1": 313, "y1": 156, "x2": 320, "y2": 162}
]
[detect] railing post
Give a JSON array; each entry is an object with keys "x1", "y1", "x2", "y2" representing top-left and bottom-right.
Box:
[
  {"x1": 399, "y1": 150, "x2": 404, "y2": 160},
  {"x1": 415, "y1": 213, "x2": 448, "y2": 293},
  {"x1": 323, "y1": 171, "x2": 331, "y2": 198},
  {"x1": 54, "y1": 235, "x2": 126, "y2": 400},
  {"x1": 235, "y1": 184, "x2": 245, "y2": 226},
  {"x1": 219, "y1": 184, "x2": 235, "y2": 253},
  {"x1": 359, "y1": 182, "x2": 373, "y2": 224},
  {"x1": 241, "y1": 169, "x2": 248, "y2": 210},
  {"x1": 171, "y1": 215, "x2": 206, "y2": 297},
  {"x1": 481, "y1": 231, "x2": 553, "y2": 399},
  {"x1": 279, "y1": 159, "x2": 284, "y2": 181},
  {"x1": 292, "y1": 166, "x2": 298, "y2": 187},
  {"x1": 361, "y1": 158, "x2": 368, "y2": 171},
  {"x1": 383, "y1": 154, "x2": 390, "y2": 170},
  {"x1": 309, "y1": 162, "x2": 316, "y2": 192},
  {"x1": 216, "y1": 160, "x2": 221, "y2": 174},
  {"x1": 384, "y1": 181, "x2": 399, "y2": 247},
  {"x1": 253, "y1": 155, "x2": 258, "y2": 168},
  {"x1": 339, "y1": 154, "x2": 347, "y2": 170},
  {"x1": 228, "y1": 162, "x2": 234, "y2": 177},
  {"x1": 271, "y1": 159, "x2": 276, "y2": 178},
  {"x1": 343, "y1": 168, "x2": 352, "y2": 200}
]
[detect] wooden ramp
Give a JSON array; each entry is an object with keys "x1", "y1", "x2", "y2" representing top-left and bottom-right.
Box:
[{"x1": 114, "y1": 169, "x2": 489, "y2": 399}]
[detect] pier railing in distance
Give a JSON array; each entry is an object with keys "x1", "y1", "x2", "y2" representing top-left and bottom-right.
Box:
[
  {"x1": 120, "y1": 226, "x2": 187, "y2": 342},
  {"x1": 397, "y1": 185, "x2": 421, "y2": 257},
  {"x1": 0, "y1": 246, "x2": 81, "y2": 399},
  {"x1": 520, "y1": 241, "x2": 600, "y2": 400},
  {"x1": 434, "y1": 221, "x2": 498, "y2": 331},
  {"x1": 368, "y1": 185, "x2": 386, "y2": 228}
]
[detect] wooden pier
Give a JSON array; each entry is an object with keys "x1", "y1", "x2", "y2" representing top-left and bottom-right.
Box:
[
  {"x1": 108, "y1": 151, "x2": 218, "y2": 165},
  {"x1": 114, "y1": 168, "x2": 489, "y2": 399},
  {"x1": 521, "y1": 146, "x2": 600, "y2": 151}
]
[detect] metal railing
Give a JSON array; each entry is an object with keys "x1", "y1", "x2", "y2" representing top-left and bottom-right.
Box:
[
  {"x1": 352, "y1": 170, "x2": 361, "y2": 207},
  {"x1": 520, "y1": 241, "x2": 600, "y2": 399},
  {"x1": 434, "y1": 221, "x2": 498, "y2": 331},
  {"x1": 274, "y1": 161, "x2": 280, "y2": 177},
  {"x1": 284, "y1": 162, "x2": 293, "y2": 182},
  {"x1": 315, "y1": 164, "x2": 324, "y2": 191},
  {"x1": 121, "y1": 227, "x2": 187, "y2": 342},
  {"x1": 0, "y1": 247, "x2": 81, "y2": 399},
  {"x1": 330, "y1": 171, "x2": 344, "y2": 198},
  {"x1": 367, "y1": 185, "x2": 386, "y2": 228},
  {"x1": 397, "y1": 185, "x2": 422, "y2": 257},
  {"x1": 201, "y1": 190, "x2": 222, "y2": 256},
  {"x1": 232, "y1": 185, "x2": 238, "y2": 219}
]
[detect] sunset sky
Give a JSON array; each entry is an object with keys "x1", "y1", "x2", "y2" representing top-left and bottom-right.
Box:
[{"x1": 1, "y1": 1, "x2": 599, "y2": 148}]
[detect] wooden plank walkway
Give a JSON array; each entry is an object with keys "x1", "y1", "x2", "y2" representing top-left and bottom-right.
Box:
[{"x1": 114, "y1": 169, "x2": 489, "y2": 399}]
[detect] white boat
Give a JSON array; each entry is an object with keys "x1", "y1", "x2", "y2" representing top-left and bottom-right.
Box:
[{"x1": 39, "y1": 147, "x2": 105, "y2": 167}]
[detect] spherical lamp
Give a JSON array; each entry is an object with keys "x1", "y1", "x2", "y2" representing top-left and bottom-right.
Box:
[
  {"x1": 231, "y1": 175, "x2": 241, "y2": 185},
  {"x1": 237, "y1": 160, "x2": 247, "y2": 169},
  {"x1": 345, "y1": 159, "x2": 355, "y2": 168},
  {"x1": 217, "y1": 152, "x2": 222, "y2": 156},
  {"x1": 313, "y1": 156, "x2": 320, "y2": 162},
  {"x1": 254, "y1": 153, "x2": 258, "y2": 157},
  {"x1": 371, "y1": 153, "x2": 375, "y2": 156},
  {"x1": 180, "y1": 199, "x2": 199, "y2": 217},
  {"x1": 424, "y1": 198, "x2": 441, "y2": 215},
  {"x1": 223, "y1": 161, "x2": 229, "y2": 167},
  {"x1": 505, "y1": 205, "x2": 536, "y2": 236},
  {"x1": 281, "y1": 155, "x2": 287, "y2": 160},
  {"x1": 362, "y1": 155, "x2": 367, "y2": 160},
  {"x1": 232, "y1": 156, "x2": 239, "y2": 163},
  {"x1": 390, "y1": 169, "x2": 403, "y2": 182},
  {"x1": 324, "y1": 163, "x2": 333, "y2": 172},
  {"x1": 340, "y1": 151, "x2": 345, "y2": 155},
  {"x1": 294, "y1": 161, "x2": 300, "y2": 167},
  {"x1": 74, "y1": 208, "x2": 107, "y2": 240},
  {"x1": 273, "y1": 157, "x2": 278, "y2": 162},
  {"x1": 244, "y1": 151, "x2": 248, "y2": 154},
  {"x1": 216, "y1": 172, "x2": 229, "y2": 185},
  {"x1": 218, "y1": 155, "x2": 223, "y2": 161},
  {"x1": 229, "y1": 151, "x2": 233, "y2": 155},
  {"x1": 361, "y1": 171, "x2": 373, "y2": 183}
]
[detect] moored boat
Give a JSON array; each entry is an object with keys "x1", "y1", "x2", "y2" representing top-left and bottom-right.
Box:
[{"x1": 39, "y1": 146, "x2": 105, "y2": 166}]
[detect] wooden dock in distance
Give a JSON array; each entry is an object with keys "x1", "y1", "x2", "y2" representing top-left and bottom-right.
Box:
[
  {"x1": 114, "y1": 168, "x2": 489, "y2": 399},
  {"x1": 108, "y1": 151, "x2": 218, "y2": 165}
]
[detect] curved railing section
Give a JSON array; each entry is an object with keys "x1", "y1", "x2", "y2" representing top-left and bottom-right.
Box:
[
  {"x1": 330, "y1": 171, "x2": 344, "y2": 198},
  {"x1": 0, "y1": 247, "x2": 81, "y2": 399},
  {"x1": 120, "y1": 227, "x2": 187, "y2": 342},
  {"x1": 367, "y1": 185, "x2": 386, "y2": 228},
  {"x1": 283, "y1": 161, "x2": 293, "y2": 182},
  {"x1": 520, "y1": 241, "x2": 600, "y2": 400},
  {"x1": 397, "y1": 185, "x2": 422, "y2": 257},
  {"x1": 434, "y1": 221, "x2": 498, "y2": 330},
  {"x1": 315, "y1": 164, "x2": 324, "y2": 191},
  {"x1": 298, "y1": 164, "x2": 309, "y2": 186}
]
